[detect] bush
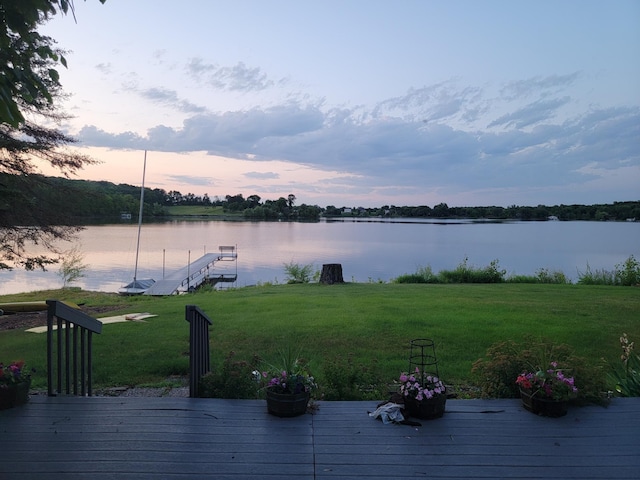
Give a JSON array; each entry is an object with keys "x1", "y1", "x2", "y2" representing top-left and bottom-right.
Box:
[
  {"x1": 321, "y1": 354, "x2": 387, "y2": 400},
  {"x1": 283, "y1": 261, "x2": 315, "y2": 284},
  {"x1": 615, "y1": 255, "x2": 640, "y2": 286},
  {"x1": 472, "y1": 336, "x2": 607, "y2": 405},
  {"x1": 199, "y1": 351, "x2": 260, "y2": 399},
  {"x1": 535, "y1": 268, "x2": 570, "y2": 284}
]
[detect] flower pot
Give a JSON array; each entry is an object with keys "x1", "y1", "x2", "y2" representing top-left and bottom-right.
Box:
[
  {"x1": 266, "y1": 389, "x2": 310, "y2": 417},
  {"x1": 0, "y1": 379, "x2": 31, "y2": 410},
  {"x1": 403, "y1": 393, "x2": 446, "y2": 420},
  {"x1": 519, "y1": 388, "x2": 568, "y2": 417}
]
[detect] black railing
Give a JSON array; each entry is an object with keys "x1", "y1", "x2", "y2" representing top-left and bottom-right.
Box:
[
  {"x1": 46, "y1": 300, "x2": 103, "y2": 397},
  {"x1": 185, "y1": 305, "x2": 213, "y2": 397}
]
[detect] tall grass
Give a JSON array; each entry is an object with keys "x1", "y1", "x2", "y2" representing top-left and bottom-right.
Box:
[
  {"x1": 395, "y1": 256, "x2": 637, "y2": 285},
  {"x1": 2, "y1": 283, "x2": 638, "y2": 397},
  {"x1": 577, "y1": 255, "x2": 640, "y2": 286}
]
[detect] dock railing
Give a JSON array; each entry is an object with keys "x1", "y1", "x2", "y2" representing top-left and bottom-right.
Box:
[
  {"x1": 185, "y1": 305, "x2": 213, "y2": 397},
  {"x1": 46, "y1": 300, "x2": 103, "y2": 397}
]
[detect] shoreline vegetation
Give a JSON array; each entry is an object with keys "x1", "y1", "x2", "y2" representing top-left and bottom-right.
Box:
[
  {"x1": 1, "y1": 280, "x2": 638, "y2": 400},
  {"x1": 5, "y1": 174, "x2": 638, "y2": 222}
]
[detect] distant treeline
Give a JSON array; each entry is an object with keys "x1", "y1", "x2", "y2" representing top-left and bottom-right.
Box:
[{"x1": 4, "y1": 174, "x2": 638, "y2": 222}]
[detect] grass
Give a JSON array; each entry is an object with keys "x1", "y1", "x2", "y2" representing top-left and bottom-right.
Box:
[
  {"x1": 1, "y1": 283, "x2": 639, "y2": 395},
  {"x1": 166, "y1": 205, "x2": 231, "y2": 216}
]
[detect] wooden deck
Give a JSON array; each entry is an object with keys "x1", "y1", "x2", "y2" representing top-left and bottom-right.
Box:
[{"x1": 1, "y1": 396, "x2": 638, "y2": 479}]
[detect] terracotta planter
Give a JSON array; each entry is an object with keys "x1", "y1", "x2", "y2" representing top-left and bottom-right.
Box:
[
  {"x1": 266, "y1": 389, "x2": 310, "y2": 417},
  {"x1": 519, "y1": 388, "x2": 568, "y2": 417},
  {"x1": 403, "y1": 393, "x2": 446, "y2": 419},
  {"x1": 0, "y1": 379, "x2": 31, "y2": 410}
]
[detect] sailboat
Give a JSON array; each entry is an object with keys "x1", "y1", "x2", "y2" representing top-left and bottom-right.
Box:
[{"x1": 118, "y1": 151, "x2": 156, "y2": 295}]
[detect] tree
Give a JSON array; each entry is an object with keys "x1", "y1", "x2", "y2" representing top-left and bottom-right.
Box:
[{"x1": 1, "y1": 0, "x2": 105, "y2": 270}]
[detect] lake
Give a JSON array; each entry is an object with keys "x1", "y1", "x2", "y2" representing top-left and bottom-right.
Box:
[{"x1": 2, "y1": 219, "x2": 639, "y2": 295}]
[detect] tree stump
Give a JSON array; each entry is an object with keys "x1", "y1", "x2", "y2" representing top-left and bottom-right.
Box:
[{"x1": 320, "y1": 263, "x2": 344, "y2": 284}]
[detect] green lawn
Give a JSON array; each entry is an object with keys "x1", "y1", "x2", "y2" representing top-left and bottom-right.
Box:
[
  {"x1": 165, "y1": 205, "x2": 229, "y2": 216},
  {"x1": 1, "y1": 283, "x2": 638, "y2": 394}
]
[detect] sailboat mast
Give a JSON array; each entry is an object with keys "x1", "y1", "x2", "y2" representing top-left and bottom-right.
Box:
[{"x1": 133, "y1": 150, "x2": 147, "y2": 282}]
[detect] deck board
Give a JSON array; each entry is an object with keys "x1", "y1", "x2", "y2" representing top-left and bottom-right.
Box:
[{"x1": 1, "y1": 396, "x2": 638, "y2": 479}]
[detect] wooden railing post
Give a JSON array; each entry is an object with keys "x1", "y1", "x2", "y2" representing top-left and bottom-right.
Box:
[
  {"x1": 185, "y1": 305, "x2": 213, "y2": 397},
  {"x1": 46, "y1": 300, "x2": 102, "y2": 397}
]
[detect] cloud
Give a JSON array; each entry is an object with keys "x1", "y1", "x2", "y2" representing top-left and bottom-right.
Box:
[
  {"x1": 76, "y1": 80, "x2": 640, "y2": 204},
  {"x1": 244, "y1": 171, "x2": 280, "y2": 179},
  {"x1": 487, "y1": 97, "x2": 572, "y2": 129},
  {"x1": 95, "y1": 62, "x2": 112, "y2": 75},
  {"x1": 139, "y1": 87, "x2": 206, "y2": 113},
  {"x1": 187, "y1": 58, "x2": 275, "y2": 92},
  {"x1": 500, "y1": 73, "x2": 580, "y2": 100},
  {"x1": 166, "y1": 175, "x2": 215, "y2": 187}
]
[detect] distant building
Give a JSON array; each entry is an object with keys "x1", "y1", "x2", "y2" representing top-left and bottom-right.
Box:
[{"x1": 548, "y1": 215, "x2": 559, "y2": 221}]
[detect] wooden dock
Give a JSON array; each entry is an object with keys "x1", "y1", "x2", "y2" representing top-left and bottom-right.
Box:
[
  {"x1": 1, "y1": 396, "x2": 638, "y2": 479},
  {"x1": 145, "y1": 247, "x2": 237, "y2": 296}
]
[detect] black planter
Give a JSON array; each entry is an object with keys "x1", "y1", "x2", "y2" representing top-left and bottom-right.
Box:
[
  {"x1": 403, "y1": 393, "x2": 446, "y2": 420},
  {"x1": 519, "y1": 388, "x2": 568, "y2": 417},
  {"x1": 0, "y1": 379, "x2": 30, "y2": 410},
  {"x1": 265, "y1": 389, "x2": 310, "y2": 417}
]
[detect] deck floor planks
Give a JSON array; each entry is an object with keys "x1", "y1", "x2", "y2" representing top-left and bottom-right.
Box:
[{"x1": 1, "y1": 396, "x2": 638, "y2": 479}]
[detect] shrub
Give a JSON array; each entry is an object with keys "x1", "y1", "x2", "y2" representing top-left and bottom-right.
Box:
[
  {"x1": 199, "y1": 351, "x2": 260, "y2": 399},
  {"x1": 614, "y1": 255, "x2": 640, "y2": 286},
  {"x1": 283, "y1": 261, "x2": 315, "y2": 284},
  {"x1": 535, "y1": 268, "x2": 570, "y2": 284},
  {"x1": 321, "y1": 354, "x2": 387, "y2": 400},
  {"x1": 472, "y1": 336, "x2": 607, "y2": 405}
]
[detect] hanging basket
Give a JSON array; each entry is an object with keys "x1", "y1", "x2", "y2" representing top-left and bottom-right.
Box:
[
  {"x1": 265, "y1": 389, "x2": 310, "y2": 417},
  {"x1": 519, "y1": 388, "x2": 568, "y2": 417},
  {"x1": 0, "y1": 379, "x2": 31, "y2": 410},
  {"x1": 403, "y1": 393, "x2": 446, "y2": 419}
]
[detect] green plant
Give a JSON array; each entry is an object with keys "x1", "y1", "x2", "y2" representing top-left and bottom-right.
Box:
[
  {"x1": 608, "y1": 333, "x2": 640, "y2": 397},
  {"x1": 322, "y1": 354, "x2": 386, "y2": 400},
  {"x1": 535, "y1": 268, "x2": 570, "y2": 284},
  {"x1": 440, "y1": 257, "x2": 506, "y2": 283},
  {"x1": 58, "y1": 246, "x2": 88, "y2": 288},
  {"x1": 283, "y1": 261, "x2": 315, "y2": 284},
  {"x1": 472, "y1": 336, "x2": 607, "y2": 404},
  {"x1": 393, "y1": 265, "x2": 438, "y2": 284},
  {"x1": 577, "y1": 263, "x2": 614, "y2": 285},
  {"x1": 614, "y1": 255, "x2": 640, "y2": 286},
  {"x1": 199, "y1": 351, "x2": 259, "y2": 398},
  {"x1": 257, "y1": 347, "x2": 317, "y2": 395}
]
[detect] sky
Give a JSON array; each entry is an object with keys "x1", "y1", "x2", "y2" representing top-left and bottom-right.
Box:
[{"x1": 39, "y1": 0, "x2": 640, "y2": 208}]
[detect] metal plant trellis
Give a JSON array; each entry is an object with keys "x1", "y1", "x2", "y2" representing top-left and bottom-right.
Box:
[{"x1": 408, "y1": 338, "x2": 440, "y2": 384}]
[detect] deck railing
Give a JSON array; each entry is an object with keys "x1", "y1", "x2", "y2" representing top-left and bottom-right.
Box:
[
  {"x1": 46, "y1": 300, "x2": 103, "y2": 397},
  {"x1": 185, "y1": 305, "x2": 213, "y2": 397}
]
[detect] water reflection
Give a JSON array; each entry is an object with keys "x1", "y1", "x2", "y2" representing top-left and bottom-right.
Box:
[{"x1": 2, "y1": 219, "x2": 638, "y2": 295}]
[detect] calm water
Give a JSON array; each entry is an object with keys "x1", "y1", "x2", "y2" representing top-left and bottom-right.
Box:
[{"x1": 2, "y1": 219, "x2": 639, "y2": 295}]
